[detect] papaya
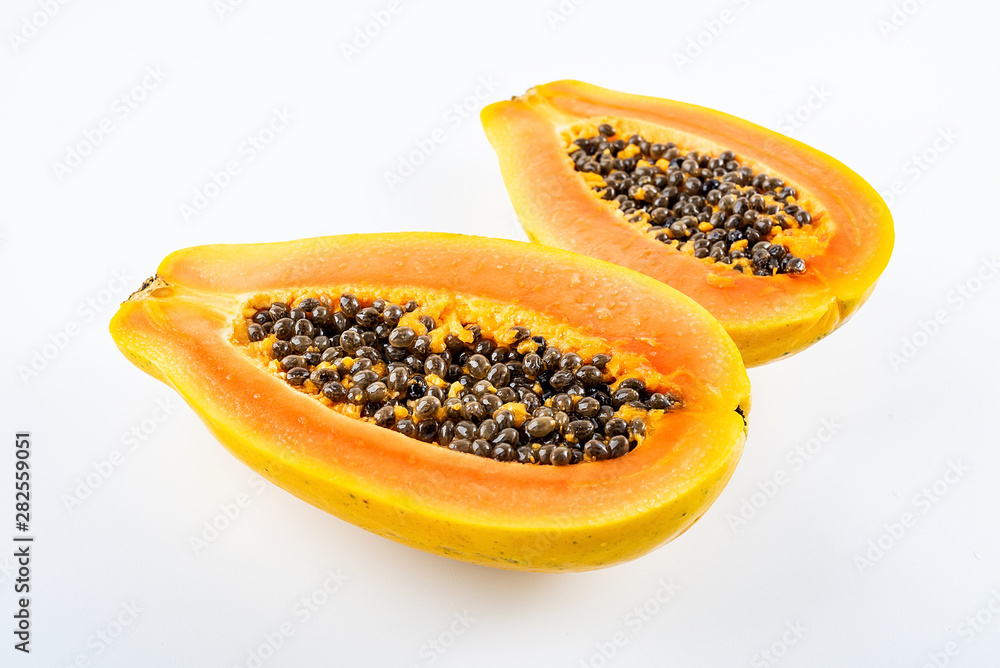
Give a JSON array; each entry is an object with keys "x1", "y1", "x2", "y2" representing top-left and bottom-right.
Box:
[
  {"x1": 110, "y1": 233, "x2": 750, "y2": 572},
  {"x1": 481, "y1": 80, "x2": 894, "y2": 366}
]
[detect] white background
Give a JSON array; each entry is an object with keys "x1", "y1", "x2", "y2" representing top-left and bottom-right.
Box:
[{"x1": 2, "y1": 0, "x2": 998, "y2": 666}]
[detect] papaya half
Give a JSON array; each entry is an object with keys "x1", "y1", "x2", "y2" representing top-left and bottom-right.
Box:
[
  {"x1": 110, "y1": 233, "x2": 750, "y2": 572},
  {"x1": 481, "y1": 80, "x2": 894, "y2": 366}
]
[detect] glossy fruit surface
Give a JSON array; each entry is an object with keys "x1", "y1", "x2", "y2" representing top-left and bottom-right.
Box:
[
  {"x1": 482, "y1": 80, "x2": 894, "y2": 366},
  {"x1": 111, "y1": 233, "x2": 750, "y2": 571}
]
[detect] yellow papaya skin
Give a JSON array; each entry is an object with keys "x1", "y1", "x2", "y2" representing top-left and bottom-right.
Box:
[{"x1": 110, "y1": 233, "x2": 750, "y2": 572}]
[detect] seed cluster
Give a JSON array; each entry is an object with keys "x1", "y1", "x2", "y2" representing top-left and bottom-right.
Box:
[
  {"x1": 570, "y1": 123, "x2": 811, "y2": 276},
  {"x1": 246, "y1": 295, "x2": 680, "y2": 466}
]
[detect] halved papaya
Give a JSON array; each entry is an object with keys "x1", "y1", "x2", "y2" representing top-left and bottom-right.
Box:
[
  {"x1": 481, "y1": 80, "x2": 894, "y2": 366},
  {"x1": 110, "y1": 233, "x2": 750, "y2": 572}
]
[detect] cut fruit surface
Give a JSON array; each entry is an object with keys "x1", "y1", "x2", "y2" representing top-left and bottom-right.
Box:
[
  {"x1": 482, "y1": 80, "x2": 894, "y2": 366},
  {"x1": 110, "y1": 233, "x2": 750, "y2": 572}
]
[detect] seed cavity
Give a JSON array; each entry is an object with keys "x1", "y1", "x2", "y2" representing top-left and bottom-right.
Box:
[
  {"x1": 241, "y1": 294, "x2": 682, "y2": 466},
  {"x1": 569, "y1": 124, "x2": 813, "y2": 276}
]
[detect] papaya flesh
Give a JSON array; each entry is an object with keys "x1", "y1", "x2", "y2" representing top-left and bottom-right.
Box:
[
  {"x1": 110, "y1": 233, "x2": 750, "y2": 572},
  {"x1": 481, "y1": 80, "x2": 894, "y2": 366}
]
